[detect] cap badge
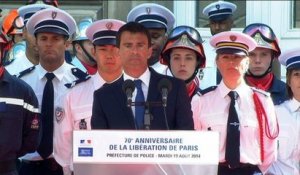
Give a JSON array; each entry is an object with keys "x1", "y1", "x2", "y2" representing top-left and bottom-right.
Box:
[
  {"x1": 106, "y1": 22, "x2": 113, "y2": 30},
  {"x1": 51, "y1": 11, "x2": 57, "y2": 19},
  {"x1": 254, "y1": 33, "x2": 269, "y2": 47},
  {"x1": 230, "y1": 35, "x2": 237, "y2": 42},
  {"x1": 146, "y1": 7, "x2": 151, "y2": 14},
  {"x1": 180, "y1": 34, "x2": 188, "y2": 45},
  {"x1": 216, "y1": 4, "x2": 220, "y2": 10}
]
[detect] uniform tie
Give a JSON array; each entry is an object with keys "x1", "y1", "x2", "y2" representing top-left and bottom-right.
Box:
[
  {"x1": 134, "y1": 79, "x2": 145, "y2": 129},
  {"x1": 37, "y1": 72, "x2": 55, "y2": 159},
  {"x1": 225, "y1": 91, "x2": 240, "y2": 168}
]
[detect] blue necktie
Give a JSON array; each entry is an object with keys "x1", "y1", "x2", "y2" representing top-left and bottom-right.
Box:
[
  {"x1": 37, "y1": 72, "x2": 55, "y2": 159},
  {"x1": 225, "y1": 91, "x2": 240, "y2": 168},
  {"x1": 134, "y1": 79, "x2": 145, "y2": 129}
]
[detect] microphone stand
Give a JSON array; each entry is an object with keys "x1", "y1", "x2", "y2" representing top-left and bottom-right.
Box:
[{"x1": 130, "y1": 101, "x2": 163, "y2": 130}]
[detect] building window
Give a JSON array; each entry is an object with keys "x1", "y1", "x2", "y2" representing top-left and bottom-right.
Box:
[
  {"x1": 195, "y1": 0, "x2": 246, "y2": 28},
  {"x1": 293, "y1": 0, "x2": 300, "y2": 28}
]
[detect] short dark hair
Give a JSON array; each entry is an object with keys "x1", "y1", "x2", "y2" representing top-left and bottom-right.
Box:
[
  {"x1": 286, "y1": 69, "x2": 294, "y2": 100},
  {"x1": 116, "y1": 22, "x2": 151, "y2": 48}
]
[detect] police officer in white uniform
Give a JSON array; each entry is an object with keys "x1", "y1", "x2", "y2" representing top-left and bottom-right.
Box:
[
  {"x1": 201, "y1": 1, "x2": 237, "y2": 88},
  {"x1": 71, "y1": 17, "x2": 97, "y2": 75},
  {"x1": 60, "y1": 19, "x2": 125, "y2": 174},
  {"x1": 127, "y1": 3, "x2": 175, "y2": 75},
  {"x1": 196, "y1": 31, "x2": 278, "y2": 175},
  {"x1": 18, "y1": 8, "x2": 86, "y2": 175},
  {"x1": 5, "y1": 4, "x2": 53, "y2": 76},
  {"x1": 267, "y1": 47, "x2": 300, "y2": 175}
]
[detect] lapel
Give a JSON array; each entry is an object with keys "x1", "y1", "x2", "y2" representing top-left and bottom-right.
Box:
[
  {"x1": 147, "y1": 68, "x2": 161, "y2": 103},
  {"x1": 112, "y1": 76, "x2": 136, "y2": 128}
]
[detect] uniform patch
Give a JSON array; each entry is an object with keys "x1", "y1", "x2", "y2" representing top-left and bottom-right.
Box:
[
  {"x1": 55, "y1": 107, "x2": 64, "y2": 123},
  {"x1": 79, "y1": 119, "x2": 87, "y2": 130},
  {"x1": 31, "y1": 114, "x2": 40, "y2": 130}
]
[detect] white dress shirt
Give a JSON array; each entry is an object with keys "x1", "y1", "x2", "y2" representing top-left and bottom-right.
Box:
[
  {"x1": 19, "y1": 62, "x2": 78, "y2": 170},
  {"x1": 59, "y1": 72, "x2": 116, "y2": 174},
  {"x1": 197, "y1": 80, "x2": 278, "y2": 173},
  {"x1": 267, "y1": 98, "x2": 300, "y2": 175},
  {"x1": 6, "y1": 54, "x2": 34, "y2": 76}
]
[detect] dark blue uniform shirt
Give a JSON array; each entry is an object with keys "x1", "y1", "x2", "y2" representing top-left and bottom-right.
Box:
[{"x1": 269, "y1": 76, "x2": 288, "y2": 105}]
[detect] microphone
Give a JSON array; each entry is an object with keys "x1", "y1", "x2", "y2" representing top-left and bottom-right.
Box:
[
  {"x1": 158, "y1": 78, "x2": 172, "y2": 107},
  {"x1": 122, "y1": 79, "x2": 135, "y2": 107}
]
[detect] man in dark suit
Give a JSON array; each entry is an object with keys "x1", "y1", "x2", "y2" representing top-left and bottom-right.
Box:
[{"x1": 91, "y1": 22, "x2": 193, "y2": 130}]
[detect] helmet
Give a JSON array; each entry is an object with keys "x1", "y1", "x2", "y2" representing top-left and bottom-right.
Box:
[
  {"x1": 73, "y1": 17, "x2": 93, "y2": 42},
  {"x1": 2, "y1": 9, "x2": 24, "y2": 36},
  {"x1": 3, "y1": 41, "x2": 26, "y2": 66},
  {"x1": 161, "y1": 25, "x2": 206, "y2": 69},
  {"x1": 243, "y1": 23, "x2": 281, "y2": 57}
]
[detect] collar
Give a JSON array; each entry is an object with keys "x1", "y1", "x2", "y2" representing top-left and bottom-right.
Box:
[
  {"x1": 219, "y1": 80, "x2": 249, "y2": 99},
  {"x1": 37, "y1": 61, "x2": 68, "y2": 81},
  {"x1": 123, "y1": 68, "x2": 150, "y2": 88},
  {"x1": 289, "y1": 98, "x2": 300, "y2": 112}
]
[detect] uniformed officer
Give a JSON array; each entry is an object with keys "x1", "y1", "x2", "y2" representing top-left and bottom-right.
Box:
[
  {"x1": 267, "y1": 47, "x2": 300, "y2": 175},
  {"x1": 18, "y1": 8, "x2": 86, "y2": 175},
  {"x1": 243, "y1": 23, "x2": 288, "y2": 105},
  {"x1": 71, "y1": 17, "x2": 97, "y2": 75},
  {"x1": 127, "y1": 3, "x2": 175, "y2": 74},
  {"x1": 0, "y1": 30, "x2": 40, "y2": 175},
  {"x1": 5, "y1": 4, "x2": 53, "y2": 75},
  {"x1": 60, "y1": 19, "x2": 125, "y2": 174},
  {"x1": 160, "y1": 25, "x2": 206, "y2": 129},
  {"x1": 202, "y1": 1, "x2": 237, "y2": 86},
  {"x1": 196, "y1": 31, "x2": 278, "y2": 175}
]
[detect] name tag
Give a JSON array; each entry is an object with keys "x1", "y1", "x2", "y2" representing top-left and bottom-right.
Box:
[{"x1": 0, "y1": 102, "x2": 7, "y2": 112}]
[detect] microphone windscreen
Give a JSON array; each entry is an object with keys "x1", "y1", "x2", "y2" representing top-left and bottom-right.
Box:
[
  {"x1": 122, "y1": 79, "x2": 135, "y2": 93},
  {"x1": 158, "y1": 78, "x2": 172, "y2": 92}
]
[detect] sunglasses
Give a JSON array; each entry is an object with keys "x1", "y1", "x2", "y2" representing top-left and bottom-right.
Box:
[
  {"x1": 27, "y1": 0, "x2": 58, "y2": 7},
  {"x1": 168, "y1": 26, "x2": 203, "y2": 44},
  {"x1": 242, "y1": 23, "x2": 276, "y2": 42}
]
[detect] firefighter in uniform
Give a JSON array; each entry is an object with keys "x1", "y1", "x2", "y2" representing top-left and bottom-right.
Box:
[
  {"x1": 243, "y1": 23, "x2": 288, "y2": 105},
  {"x1": 0, "y1": 27, "x2": 40, "y2": 175},
  {"x1": 71, "y1": 17, "x2": 97, "y2": 75},
  {"x1": 160, "y1": 25, "x2": 206, "y2": 129},
  {"x1": 196, "y1": 31, "x2": 278, "y2": 175},
  {"x1": 60, "y1": 19, "x2": 125, "y2": 174},
  {"x1": 17, "y1": 8, "x2": 87, "y2": 175},
  {"x1": 267, "y1": 47, "x2": 300, "y2": 175}
]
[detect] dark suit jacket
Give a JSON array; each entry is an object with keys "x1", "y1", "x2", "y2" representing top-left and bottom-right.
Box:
[{"x1": 91, "y1": 68, "x2": 194, "y2": 130}]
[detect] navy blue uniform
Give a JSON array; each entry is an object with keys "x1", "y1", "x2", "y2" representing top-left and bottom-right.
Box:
[
  {"x1": 268, "y1": 76, "x2": 288, "y2": 105},
  {"x1": 0, "y1": 70, "x2": 40, "y2": 174}
]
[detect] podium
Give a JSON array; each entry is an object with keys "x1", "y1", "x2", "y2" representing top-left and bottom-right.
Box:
[{"x1": 73, "y1": 130, "x2": 219, "y2": 175}]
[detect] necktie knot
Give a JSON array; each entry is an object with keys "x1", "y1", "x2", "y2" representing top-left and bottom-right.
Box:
[
  {"x1": 228, "y1": 91, "x2": 238, "y2": 101},
  {"x1": 45, "y1": 72, "x2": 55, "y2": 81},
  {"x1": 134, "y1": 79, "x2": 143, "y2": 90}
]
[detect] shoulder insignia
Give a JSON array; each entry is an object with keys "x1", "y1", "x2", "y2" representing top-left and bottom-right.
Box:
[
  {"x1": 71, "y1": 68, "x2": 89, "y2": 79},
  {"x1": 15, "y1": 66, "x2": 35, "y2": 78},
  {"x1": 251, "y1": 87, "x2": 270, "y2": 97},
  {"x1": 65, "y1": 68, "x2": 91, "y2": 88},
  {"x1": 200, "y1": 86, "x2": 217, "y2": 95}
]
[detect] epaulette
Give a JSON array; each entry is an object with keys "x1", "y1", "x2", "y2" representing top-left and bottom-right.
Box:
[
  {"x1": 251, "y1": 87, "x2": 270, "y2": 97},
  {"x1": 15, "y1": 66, "x2": 35, "y2": 78},
  {"x1": 64, "y1": 68, "x2": 91, "y2": 88},
  {"x1": 71, "y1": 68, "x2": 89, "y2": 79},
  {"x1": 200, "y1": 86, "x2": 217, "y2": 95}
]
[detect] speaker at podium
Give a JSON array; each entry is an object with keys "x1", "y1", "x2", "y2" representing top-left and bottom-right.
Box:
[{"x1": 73, "y1": 130, "x2": 219, "y2": 175}]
